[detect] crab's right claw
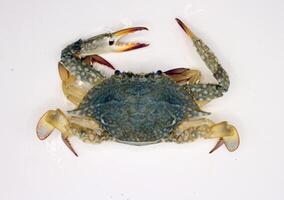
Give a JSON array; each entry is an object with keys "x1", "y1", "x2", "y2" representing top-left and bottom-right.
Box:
[
  {"x1": 36, "y1": 109, "x2": 78, "y2": 156},
  {"x1": 112, "y1": 27, "x2": 149, "y2": 52},
  {"x1": 208, "y1": 122, "x2": 240, "y2": 153}
]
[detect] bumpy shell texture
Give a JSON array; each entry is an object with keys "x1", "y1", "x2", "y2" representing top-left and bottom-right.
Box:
[{"x1": 72, "y1": 72, "x2": 202, "y2": 144}]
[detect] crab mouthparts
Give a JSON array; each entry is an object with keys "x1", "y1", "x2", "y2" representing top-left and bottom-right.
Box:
[{"x1": 112, "y1": 27, "x2": 149, "y2": 52}]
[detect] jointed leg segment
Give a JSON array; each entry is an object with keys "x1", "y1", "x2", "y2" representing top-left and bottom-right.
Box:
[
  {"x1": 82, "y1": 54, "x2": 115, "y2": 70},
  {"x1": 176, "y1": 18, "x2": 230, "y2": 101},
  {"x1": 36, "y1": 109, "x2": 108, "y2": 156},
  {"x1": 169, "y1": 118, "x2": 239, "y2": 153},
  {"x1": 58, "y1": 62, "x2": 92, "y2": 106},
  {"x1": 164, "y1": 67, "x2": 211, "y2": 107},
  {"x1": 164, "y1": 68, "x2": 201, "y2": 84}
]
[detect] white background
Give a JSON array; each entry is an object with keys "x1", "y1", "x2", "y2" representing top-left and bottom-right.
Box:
[{"x1": 1, "y1": 0, "x2": 283, "y2": 199}]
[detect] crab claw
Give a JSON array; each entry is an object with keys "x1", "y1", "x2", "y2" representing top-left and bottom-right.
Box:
[
  {"x1": 111, "y1": 27, "x2": 149, "y2": 52},
  {"x1": 77, "y1": 26, "x2": 149, "y2": 60}
]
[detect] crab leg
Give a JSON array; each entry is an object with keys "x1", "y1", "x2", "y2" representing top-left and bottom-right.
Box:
[
  {"x1": 169, "y1": 118, "x2": 240, "y2": 153},
  {"x1": 36, "y1": 109, "x2": 108, "y2": 156},
  {"x1": 164, "y1": 68, "x2": 210, "y2": 107},
  {"x1": 58, "y1": 62, "x2": 91, "y2": 106},
  {"x1": 61, "y1": 39, "x2": 105, "y2": 85},
  {"x1": 82, "y1": 55, "x2": 115, "y2": 70},
  {"x1": 164, "y1": 68, "x2": 201, "y2": 84},
  {"x1": 59, "y1": 54, "x2": 116, "y2": 105},
  {"x1": 176, "y1": 18, "x2": 230, "y2": 101},
  {"x1": 36, "y1": 109, "x2": 78, "y2": 156},
  {"x1": 69, "y1": 116, "x2": 109, "y2": 144}
]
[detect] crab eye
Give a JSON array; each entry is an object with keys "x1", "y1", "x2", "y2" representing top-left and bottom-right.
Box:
[
  {"x1": 71, "y1": 39, "x2": 82, "y2": 51},
  {"x1": 156, "y1": 70, "x2": 162, "y2": 75},
  {"x1": 109, "y1": 40, "x2": 114, "y2": 46},
  {"x1": 114, "y1": 70, "x2": 121, "y2": 75}
]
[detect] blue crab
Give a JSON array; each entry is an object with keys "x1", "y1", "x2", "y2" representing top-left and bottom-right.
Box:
[{"x1": 36, "y1": 18, "x2": 240, "y2": 156}]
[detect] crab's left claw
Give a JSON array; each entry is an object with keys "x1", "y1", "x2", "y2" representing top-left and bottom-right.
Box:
[
  {"x1": 36, "y1": 109, "x2": 78, "y2": 157},
  {"x1": 111, "y1": 27, "x2": 149, "y2": 52}
]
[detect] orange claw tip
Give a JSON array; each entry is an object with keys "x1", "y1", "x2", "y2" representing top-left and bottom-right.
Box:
[
  {"x1": 128, "y1": 27, "x2": 148, "y2": 32},
  {"x1": 123, "y1": 43, "x2": 150, "y2": 51},
  {"x1": 115, "y1": 42, "x2": 149, "y2": 52},
  {"x1": 112, "y1": 26, "x2": 149, "y2": 52},
  {"x1": 175, "y1": 18, "x2": 194, "y2": 37},
  {"x1": 113, "y1": 27, "x2": 148, "y2": 37}
]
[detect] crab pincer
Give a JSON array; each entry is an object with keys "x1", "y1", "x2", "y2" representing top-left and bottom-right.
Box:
[
  {"x1": 59, "y1": 26, "x2": 149, "y2": 84},
  {"x1": 77, "y1": 26, "x2": 149, "y2": 65},
  {"x1": 110, "y1": 27, "x2": 149, "y2": 52}
]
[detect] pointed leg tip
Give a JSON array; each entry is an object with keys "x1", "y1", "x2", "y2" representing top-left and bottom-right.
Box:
[
  {"x1": 140, "y1": 27, "x2": 149, "y2": 31},
  {"x1": 124, "y1": 26, "x2": 149, "y2": 32},
  {"x1": 62, "y1": 135, "x2": 79, "y2": 157},
  {"x1": 74, "y1": 151, "x2": 79, "y2": 157},
  {"x1": 175, "y1": 18, "x2": 194, "y2": 38},
  {"x1": 209, "y1": 139, "x2": 225, "y2": 154},
  {"x1": 175, "y1": 18, "x2": 183, "y2": 24},
  {"x1": 175, "y1": 18, "x2": 185, "y2": 29}
]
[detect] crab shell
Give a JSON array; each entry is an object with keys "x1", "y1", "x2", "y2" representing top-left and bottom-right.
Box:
[{"x1": 69, "y1": 72, "x2": 206, "y2": 145}]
